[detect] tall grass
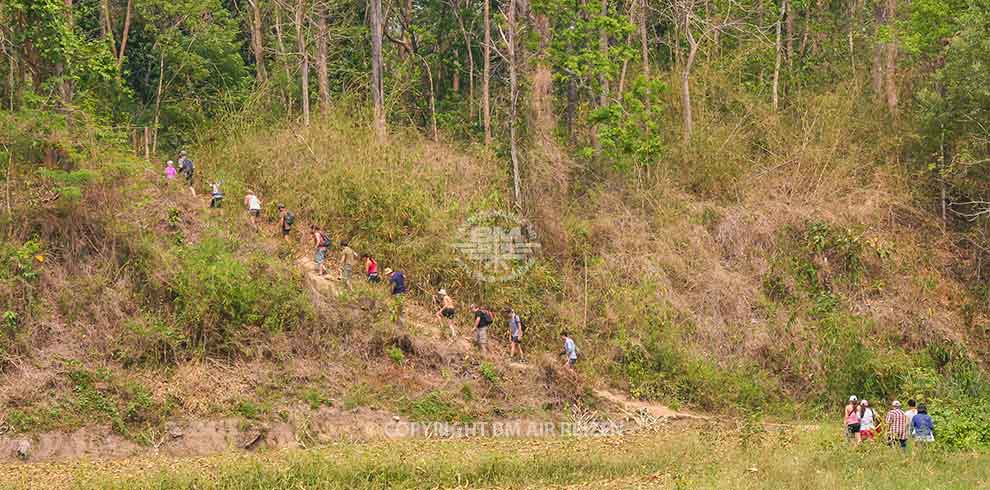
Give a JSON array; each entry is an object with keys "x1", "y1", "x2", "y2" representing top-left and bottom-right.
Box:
[{"x1": 42, "y1": 427, "x2": 990, "y2": 489}]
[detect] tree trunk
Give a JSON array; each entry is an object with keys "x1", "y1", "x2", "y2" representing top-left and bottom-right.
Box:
[
  {"x1": 507, "y1": 0, "x2": 521, "y2": 209},
  {"x1": 420, "y1": 56, "x2": 439, "y2": 142},
  {"x1": 785, "y1": 0, "x2": 793, "y2": 68},
  {"x1": 296, "y1": 0, "x2": 310, "y2": 126},
  {"x1": 453, "y1": 1, "x2": 475, "y2": 118},
  {"x1": 639, "y1": 0, "x2": 649, "y2": 77},
  {"x1": 275, "y1": 4, "x2": 293, "y2": 112},
  {"x1": 370, "y1": 0, "x2": 386, "y2": 141},
  {"x1": 483, "y1": 0, "x2": 492, "y2": 147},
  {"x1": 772, "y1": 0, "x2": 784, "y2": 111},
  {"x1": 248, "y1": 0, "x2": 267, "y2": 83},
  {"x1": 871, "y1": 2, "x2": 885, "y2": 98},
  {"x1": 100, "y1": 0, "x2": 115, "y2": 53},
  {"x1": 593, "y1": 0, "x2": 609, "y2": 154},
  {"x1": 316, "y1": 3, "x2": 330, "y2": 109},
  {"x1": 681, "y1": 15, "x2": 698, "y2": 143},
  {"x1": 117, "y1": 0, "x2": 133, "y2": 68},
  {"x1": 152, "y1": 51, "x2": 164, "y2": 156},
  {"x1": 884, "y1": 0, "x2": 897, "y2": 114}
]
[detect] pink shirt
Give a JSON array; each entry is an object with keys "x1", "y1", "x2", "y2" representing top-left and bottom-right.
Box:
[{"x1": 165, "y1": 166, "x2": 177, "y2": 179}]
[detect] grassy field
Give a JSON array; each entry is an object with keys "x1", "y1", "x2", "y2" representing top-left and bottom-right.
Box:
[{"x1": 4, "y1": 425, "x2": 989, "y2": 489}]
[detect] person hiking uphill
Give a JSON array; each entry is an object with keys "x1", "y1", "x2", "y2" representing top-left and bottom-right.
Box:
[
  {"x1": 177, "y1": 151, "x2": 195, "y2": 196},
  {"x1": 507, "y1": 308, "x2": 524, "y2": 359},
  {"x1": 858, "y1": 400, "x2": 877, "y2": 441},
  {"x1": 386, "y1": 268, "x2": 406, "y2": 327},
  {"x1": 912, "y1": 404, "x2": 935, "y2": 443},
  {"x1": 165, "y1": 160, "x2": 177, "y2": 181},
  {"x1": 244, "y1": 190, "x2": 262, "y2": 226},
  {"x1": 363, "y1": 254, "x2": 380, "y2": 283},
  {"x1": 311, "y1": 225, "x2": 332, "y2": 276},
  {"x1": 209, "y1": 181, "x2": 224, "y2": 208},
  {"x1": 435, "y1": 289, "x2": 456, "y2": 337},
  {"x1": 885, "y1": 400, "x2": 909, "y2": 449},
  {"x1": 561, "y1": 332, "x2": 578, "y2": 371},
  {"x1": 278, "y1": 204, "x2": 294, "y2": 242},
  {"x1": 471, "y1": 305, "x2": 493, "y2": 353},
  {"x1": 338, "y1": 240, "x2": 359, "y2": 289}
]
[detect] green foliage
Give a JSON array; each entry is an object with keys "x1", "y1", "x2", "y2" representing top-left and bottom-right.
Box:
[
  {"x1": 386, "y1": 345, "x2": 406, "y2": 364},
  {"x1": 405, "y1": 391, "x2": 470, "y2": 422},
  {"x1": 169, "y1": 236, "x2": 310, "y2": 353},
  {"x1": 479, "y1": 362, "x2": 500, "y2": 385},
  {"x1": 591, "y1": 76, "x2": 668, "y2": 172}
]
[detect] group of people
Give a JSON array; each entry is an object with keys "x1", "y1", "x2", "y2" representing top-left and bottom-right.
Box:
[
  {"x1": 162, "y1": 153, "x2": 581, "y2": 370},
  {"x1": 844, "y1": 396, "x2": 935, "y2": 448}
]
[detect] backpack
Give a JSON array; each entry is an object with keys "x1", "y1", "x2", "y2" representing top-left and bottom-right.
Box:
[
  {"x1": 284, "y1": 212, "x2": 295, "y2": 226},
  {"x1": 517, "y1": 315, "x2": 526, "y2": 333},
  {"x1": 319, "y1": 232, "x2": 332, "y2": 248}
]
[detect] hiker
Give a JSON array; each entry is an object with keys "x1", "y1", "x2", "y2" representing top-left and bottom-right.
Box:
[
  {"x1": 858, "y1": 400, "x2": 877, "y2": 442},
  {"x1": 507, "y1": 308, "x2": 523, "y2": 359},
  {"x1": 885, "y1": 400, "x2": 909, "y2": 449},
  {"x1": 385, "y1": 268, "x2": 406, "y2": 295},
  {"x1": 435, "y1": 289, "x2": 456, "y2": 337},
  {"x1": 905, "y1": 399, "x2": 918, "y2": 438},
  {"x1": 177, "y1": 150, "x2": 195, "y2": 195},
  {"x1": 209, "y1": 181, "x2": 224, "y2": 208},
  {"x1": 911, "y1": 404, "x2": 935, "y2": 443},
  {"x1": 471, "y1": 304, "x2": 493, "y2": 353},
  {"x1": 844, "y1": 396, "x2": 861, "y2": 444},
  {"x1": 165, "y1": 160, "x2": 177, "y2": 180},
  {"x1": 278, "y1": 204, "x2": 294, "y2": 242},
  {"x1": 338, "y1": 240, "x2": 359, "y2": 289},
  {"x1": 561, "y1": 332, "x2": 578, "y2": 370},
  {"x1": 244, "y1": 190, "x2": 262, "y2": 226},
  {"x1": 363, "y1": 254, "x2": 380, "y2": 283},
  {"x1": 311, "y1": 225, "x2": 332, "y2": 275}
]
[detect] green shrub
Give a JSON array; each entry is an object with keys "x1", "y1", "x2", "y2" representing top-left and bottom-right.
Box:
[
  {"x1": 479, "y1": 362, "x2": 499, "y2": 385},
  {"x1": 386, "y1": 345, "x2": 406, "y2": 364}
]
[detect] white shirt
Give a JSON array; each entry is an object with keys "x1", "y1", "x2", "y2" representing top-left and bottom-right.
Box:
[
  {"x1": 247, "y1": 195, "x2": 261, "y2": 210},
  {"x1": 905, "y1": 409, "x2": 918, "y2": 435}
]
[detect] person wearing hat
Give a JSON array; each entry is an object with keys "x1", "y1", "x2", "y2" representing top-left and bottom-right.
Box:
[
  {"x1": 244, "y1": 190, "x2": 262, "y2": 227},
  {"x1": 435, "y1": 289, "x2": 457, "y2": 337},
  {"x1": 177, "y1": 150, "x2": 195, "y2": 195},
  {"x1": 858, "y1": 399, "x2": 877, "y2": 441},
  {"x1": 844, "y1": 395, "x2": 862, "y2": 444},
  {"x1": 885, "y1": 400, "x2": 909, "y2": 449},
  {"x1": 337, "y1": 240, "x2": 359, "y2": 289},
  {"x1": 165, "y1": 160, "x2": 177, "y2": 181}
]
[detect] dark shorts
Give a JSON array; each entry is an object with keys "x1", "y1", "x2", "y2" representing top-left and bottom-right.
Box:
[
  {"x1": 441, "y1": 308, "x2": 456, "y2": 318},
  {"x1": 368, "y1": 273, "x2": 380, "y2": 283},
  {"x1": 511, "y1": 335, "x2": 521, "y2": 344},
  {"x1": 249, "y1": 209, "x2": 260, "y2": 217},
  {"x1": 184, "y1": 172, "x2": 194, "y2": 186},
  {"x1": 567, "y1": 358, "x2": 577, "y2": 367},
  {"x1": 282, "y1": 227, "x2": 291, "y2": 237},
  {"x1": 847, "y1": 423, "x2": 861, "y2": 434},
  {"x1": 315, "y1": 247, "x2": 327, "y2": 264}
]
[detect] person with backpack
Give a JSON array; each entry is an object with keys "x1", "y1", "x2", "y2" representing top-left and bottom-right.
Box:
[
  {"x1": 435, "y1": 289, "x2": 456, "y2": 337},
  {"x1": 363, "y1": 254, "x2": 380, "y2": 283},
  {"x1": 858, "y1": 400, "x2": 878, "y2": 442},
  {"x1": 278, "y1": 204, "x2": 294, "y2": 242},
  {"x1": 471, "y1": 305, "x2": 493, "y2": 353},
  {"x1": 209, "y1": 181, "x2": 224, "y2": 208},
  {"x1": 561, "y1": 332, "x2": 578, "y2": 370},
  {"x1": 177, "y1": 151, "x2": 195, "y2": 196},
  {"x1": 311, "y1": 225, "x2": 332, "y2": 275},
  {"x1": 338, "y1": 240, "x2": 359, "y2": 289},
  {"x1": 844, "y1": 395, "x2": 862, "y2": 444},
  {"x1": 244, "y1": 190, "x2": 262, "y2": 227},
  {"x1": 507, "y1": 308, "x2": 524, "y2": 359}
]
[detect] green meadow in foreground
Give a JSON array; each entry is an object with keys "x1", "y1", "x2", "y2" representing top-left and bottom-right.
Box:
[{"x1": 5, "y1": 425, "x2": 989, "y2": 490}]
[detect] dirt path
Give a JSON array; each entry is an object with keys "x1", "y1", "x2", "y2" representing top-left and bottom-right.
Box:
[{"x1": 592, "y1": 389, "x2": 706, "y2": 421}]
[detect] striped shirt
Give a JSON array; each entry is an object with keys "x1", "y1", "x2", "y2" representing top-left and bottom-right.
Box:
[{"x1": 885, "y1": 408, "x2": 908, "y2": 440}]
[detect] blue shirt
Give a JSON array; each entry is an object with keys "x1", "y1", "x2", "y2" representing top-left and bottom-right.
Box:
[
  {"x1": 509, "y1": 314, "x2": 521, "y2": 337},
  {"x1": 389, "y1": 271, "x2": 406, "y2": 294},
  {"x1": 912, "y1": 413, "x2": 934, "y2": 438},
  {"x1": 564, "y1": 337, "x2": 577, "y2": 360}
]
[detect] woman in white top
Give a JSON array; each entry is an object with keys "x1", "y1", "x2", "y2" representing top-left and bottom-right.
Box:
[
  {"x1": 244, "y1": 190, "x2": 262, "y2": 226},
  {"x1": 858, "y1": 400, "x2": 877, "y2": 441}
]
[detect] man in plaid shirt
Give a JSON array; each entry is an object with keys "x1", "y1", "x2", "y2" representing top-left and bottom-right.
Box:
[{"x1": 885, "y1": 400, "x2": 909, "y2": 449}]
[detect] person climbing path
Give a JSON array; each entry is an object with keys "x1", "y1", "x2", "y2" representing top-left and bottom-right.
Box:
[
  {"x1": 338, "y1": 240, "x2": 359, "y2": 289},
  {"x1": 278, "y1": 204, "x2": 294, "y2": 243},
  {"x1": 858, "y1": 400, "x2": 877, "y2": 441},
  {"x1": 177, "y1": 150, "x2": 195, "y2": 196},
  {"x1": 561, "y1": 331, "x2": 577, "y2": 371},
  {"x1": 363, "y1": 254, "x2": 380, "y2": 283},
  {"x1": 507, "y1": 308, "x2": 524, "y2": 359},
  {"x1": 386, "y1": 268, "x2": 406, "y2": 326},
  {"x1": 435, "y1": 289, "x2": 456, "y2": 337},
  {"x1": 244, "y1": 190, "x2": 262, "y2": 227},
  {"x1": 164, "y1": 160, "x2": 177, "y2": 181},
  {"x1": 209, "y1": 181, "x2": 224, "y2": 208},
  {"x1": 471, "y1": 304, "x2": 493, "y2": 353},
  {"x1": 885, "y1": 400, "x2": 908, "y2": 449},
  {"x1": 311, "y1": 225, "x2": 332, "y2": 276},
  {"x1": 844, "y1": 396, "x2": 861, "y2": 444}
]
